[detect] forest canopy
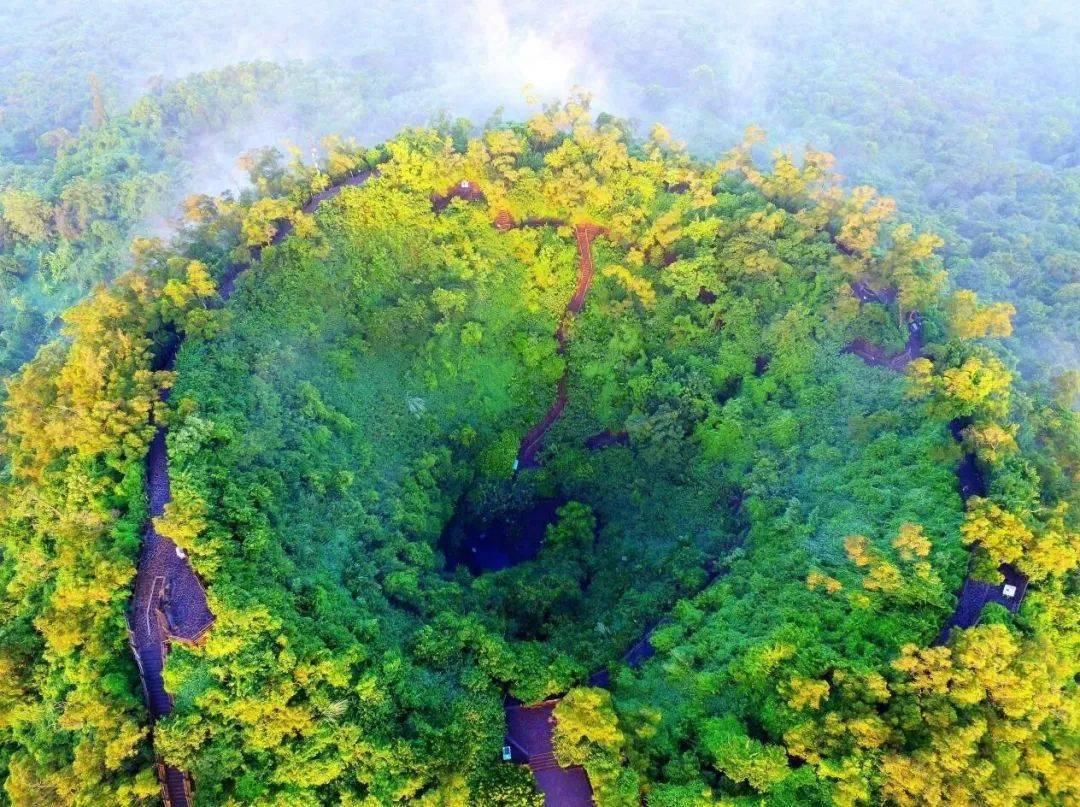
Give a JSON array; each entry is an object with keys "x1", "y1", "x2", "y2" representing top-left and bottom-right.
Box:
[
  {"x1": 0, "y1": 1, "x2": 1078, "y2": 804},
  {"x1": 0, "y1": 96, "x2": 1076, "y2": 805}
]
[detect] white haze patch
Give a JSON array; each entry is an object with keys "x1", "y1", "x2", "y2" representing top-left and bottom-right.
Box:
[
  {"x1": 7, "y1": 0, "x2": 1075, "y2": 377},
  {"x1": 124, "y1": 1, "x2": 624, "y2": 212},
  {"x1": 453, "y1": 0, "x2": 610, "y2": 113}
]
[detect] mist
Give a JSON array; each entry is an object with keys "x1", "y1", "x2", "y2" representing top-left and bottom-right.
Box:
[
  {"x1": 6, "y1": 0, "x2": 1076, "y2": 176},
  {"x1": 2, "y1": 0, "x2": 1077, "y2": 377},
  {"x1": 1, "y1": 6, "x2": 1078, "y2": 805}
]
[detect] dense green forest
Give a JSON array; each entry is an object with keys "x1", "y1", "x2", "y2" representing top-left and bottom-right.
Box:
[
  {"x1": 2, "y1": 1, "x2": 1077, "y2": 384},
  {"x1": 1, "y1": 97, "x2": 1076, "y2": 804},
  {"x1": 0, "y1": 59, "x2": 395, "y2": 377},
  {"x1": 0, "y1": 63, "x2": 284, "y2": 374},
  {"x1": 0, "y1": 1, "x2": 1077, "y2": 805}
]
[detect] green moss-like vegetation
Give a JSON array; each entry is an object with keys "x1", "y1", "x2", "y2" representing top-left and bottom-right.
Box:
[{"x1": 1, "y1": 98, "x2": 1076, "y2": 806}]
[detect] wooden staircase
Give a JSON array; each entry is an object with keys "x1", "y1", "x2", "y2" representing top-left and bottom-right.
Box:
[
  {"x1": 156, "y1": 761, "x2": 192, "y2": 807},
  {"x1": 494, "y1": 209, "x2": 515, "y2": 230},
  {"x1": 528, "y1": 750, "x2": 562, "y2": 773},
  {"x1": 138, "y1": 646, "x2": 192, "y2": 806},
  {"x1": 140, "y1": 646, "x2": 173, "y2": 716}
]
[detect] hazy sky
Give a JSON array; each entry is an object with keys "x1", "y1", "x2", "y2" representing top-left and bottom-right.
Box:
[
  {"x1": 3, "y1": 0, "x2": 1076, "y2": 370},
  {"x1": 1, "y1": 0, "x2": 1073, "y2": 173}
]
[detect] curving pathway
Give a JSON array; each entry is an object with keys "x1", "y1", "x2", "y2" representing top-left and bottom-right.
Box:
[
  {"x1": 842, "y1": 284, "x2": 1029, "y2": 643},
  {"x1": 127, "y1": 170, "x2": 371, "y2": 806},
  {"x1": 842, "y1": 308, "x2": 924, "y2": 371},
  {"x1": 934, "y1": 418, "x2": 1028, "y2": 642},
  {"x1": 503, "y1": 618, "x2": 674, "y2": 805},
  {"x1": 500, "y1": 213, "x2": 605, "y2": 802},
  {"x1": 133, "y1": 177, "x2": 602, "y2": 806},
  {"x1": 516, "y1": 223, "x2": 605, "y2": 469},
  {"x1": 454, "y1": 202, "x2": 609, "y2": 802}
]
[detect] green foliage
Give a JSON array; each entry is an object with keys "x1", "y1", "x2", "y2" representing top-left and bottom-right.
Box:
[
  {"x1": 0, "y1": 62, "x2": 325, "y2": 377},
  {"x1": 700, "y1": 715, "x2": 789, "y2": 793},
  {"x1": 0, "y1": 254, "x2": 221, "y2": 803},
  {"x1": 553, "y1": 687, "x2": 639, "y2": 806},
  {"x1": 0, "y1": 99, "x2": 1075, "y2": 806}
]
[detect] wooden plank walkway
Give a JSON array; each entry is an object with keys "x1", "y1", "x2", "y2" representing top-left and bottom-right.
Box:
[
  {"x1": 505, "y1": 700, "x2": 593, "y2": 806},
  {"x1": 127, "y1": 170, "x2": 373, "y2": 806},
  {"x1": 935, "y1": 564, "x2": 1028, "y2": 644},
  {"x1": 843, "y1": 322, "x2": 1031, "y2": 644}
]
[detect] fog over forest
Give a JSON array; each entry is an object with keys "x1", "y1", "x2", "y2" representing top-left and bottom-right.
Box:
[
  {"x1": 2, "y1": 0, "x2": 1076, "y2": 381},
  {"x1": 1, "y1": 4, "x2": 1078, "y2": 806}
]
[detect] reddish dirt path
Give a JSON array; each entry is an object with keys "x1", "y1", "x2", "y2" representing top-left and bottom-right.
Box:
[
  {"x1": 506, "y1": 616, "x2": 672, "y2": 801},
  {"x1": 128, "y1": 170, "x2": 371, "y2": 806},
  {"x1": 517, "y1": 224, "x2": 604, "y2": 469},
  {"x1": 444, "y1": 196, "x2": 626, "y2": 800},
  {"x1": 517, "y1": 377, "x2": 570, "y2": 469},
  {"x1": 486, "y1": 214, "x2": 606, "y2": 802},
  {"x1": 842, "y1": 311, "x2": 924, "y2": 370}
]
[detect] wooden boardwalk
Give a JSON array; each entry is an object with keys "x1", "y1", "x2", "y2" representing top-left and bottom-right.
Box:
[
  {"x1": 127, "y1": 170, "x2": 373, "y2": 805},
  {"x1": 505, "y1": 700, "x2": 593, "y2": 806},
  {"x1": 128, "y1": 427, "x2": 212, "y2": 807},
  {"x1": 935, "y1": 564, "x2": 1028, "y2": 644},
  {"x1": 843, "y1": 299, "x2": 1030, "y2": 643}
]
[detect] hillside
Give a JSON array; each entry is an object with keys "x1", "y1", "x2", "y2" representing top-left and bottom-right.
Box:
[{"x1": 0, "y1": 101, "x2": 1076, "y2": 806}]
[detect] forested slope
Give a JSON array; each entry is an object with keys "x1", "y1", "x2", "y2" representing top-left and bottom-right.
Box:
[
  {"x1": 0, "y1": 60, "x2": 394, "y2": 377},
  {"x1": 1, "y1": 101, "x2": 1075, "y2": 805},
  {"x1": 0, "y1": 63, "x2": 286, "y2": 374},
  {"x1": 3, "y1": 1, "x2": 1077, "y2": 387}
]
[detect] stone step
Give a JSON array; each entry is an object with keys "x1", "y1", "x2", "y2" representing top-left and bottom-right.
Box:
[
  {"x1": 528, "y1": 751, "x2": 562, "y2": 772},
  {"x1": 164, "y1": 767, "x2": 189, "y2": 807}
]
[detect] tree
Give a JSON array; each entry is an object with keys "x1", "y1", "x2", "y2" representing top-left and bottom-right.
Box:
[
  {"x1": 946, "y1": 289, "x2": 1015, "y2": 340},
  {"x1": 554, "y1": 688, "x2": 638, "y2": 806},
  {"x1": 961, "y1": 422, "x2": 1018, "y2": 464},
  {"x1": 700, "y1": 715, "x2": 789, "y2": 792},
  {"x1": 89, "y1": 73, "x2": 108, "y2": 126},
  {"x1": 241, "y1": 197, "x2": 295, "y2": 246},
  {"x1": 0, "y1": 189, "x2": 51, "y2": 242},
  {"x1": 961, "y1": 497, "x2": 1032, "y2": 568},
  {"x1": 907, "y1": 353, "x2": 1013, "y2": 421},
  {"x1": 882, "y1": 625, "x2": 1078, "y2": 806},
  {"x1": 545, "y1": 501, "x2": 596, "y2": 551}
]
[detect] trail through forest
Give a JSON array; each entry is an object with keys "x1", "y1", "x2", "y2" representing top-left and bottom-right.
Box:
[
  {"x1": 133, "y1": 177, "x2": 596, "y2": 805},
  {"x1": 499, "y1": 215, "x2": 604, "y2": 801},
  {"x1": 842, "y1": 291, "x2": 1029, "y2": 641},
  {"x1": 431, "y1": 192, "x2": 609, "y2": 799},
  {"x1": 842, "y1": 309, "x2": 925, "y2": 370},
  {"x1": 516, "y1": 223, "x2": 604, "y2": 469},
  {"x1": 127, "y1": 170, "x2": 371, "y2": 807},
  {"x1": 505, "y1": 284, "x2": 1033, "y2": 804},
  {"x1": 934, "y1": 417, "x2": 1028, "y2": 642},
  {"x1": 505, "y1": 700, "x2": 593, "y2": 806},
  {"x1": 128, "y1": 185, "x2": 1024, "y2": 807}
]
